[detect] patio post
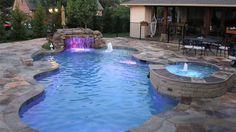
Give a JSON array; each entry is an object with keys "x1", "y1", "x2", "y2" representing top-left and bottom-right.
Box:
[
  {"x1": 204, "y1": 8, "x2": 213, "y2": 36},
  {"x1": 163, "y1": 7, "x2": 168, "y2": 33}
]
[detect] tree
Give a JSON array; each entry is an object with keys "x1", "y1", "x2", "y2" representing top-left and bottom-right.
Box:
[
  {"x1": 67, "y1": 0, "x2": 98, "y2": 28},
  {"x1": 51, "y1": 3, "x2": 62, "y2": 30},
  {"x1": 0, "y1": 0, "x2": 14, "y2": 11},
  {"x1": 66, "y1": 0, "x2": 80, "y2": 27},
  {"x1": 10, "y1": 6, "x2": 27, "y2": 40},
  {"x1": 112, "y1": 6, "x2": 130, "y2": 33},
  {"x1": 100, "y1": 0, "x2": 121, "y2": 8},
  {"x1": 0, "y1": 10, "x2": 5, "y2": 41},
  {"x1": 101, "y1": 5, "x2": 130, "y2": 33},
  {"x1": 102, "y1": 7, "x2": 113, "y2": 33},
  {"x1": 32, "y1": 5, "x2": 47, "y2": 38}
]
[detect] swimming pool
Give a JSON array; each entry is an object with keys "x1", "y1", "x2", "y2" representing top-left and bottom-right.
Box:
[{"x1": 20, "y1": 49, "x2": 177, "y2": 132}]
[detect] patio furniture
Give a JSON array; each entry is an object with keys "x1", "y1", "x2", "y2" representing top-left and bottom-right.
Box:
[
  {"x1": 182, "y1": 37, "x2": 206, "y2": 55},
  {"x1": 182, "y1": 39, "x2": 193, "y2": 54},
  {"x1": 228, "y1": 45, "x2": 236, "y2": 67},
  {"x1": 215, "y1": 38, "x2": 229, "y2": 56},
  {"x1": 226, "y1": 28, "x2": 236, "y2": 35},
  {"x1": 216, "y1": 40, "x2": 229, "y2": 57},
  {"x1": 199, "y1": 36, "x2": 223, "y2": 55},
  {"x1": 192, "y1": 39, "x2": 205, "y2": 55}
]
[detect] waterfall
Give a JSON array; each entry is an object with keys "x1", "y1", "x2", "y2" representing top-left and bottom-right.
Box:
[{"x1": 65, "y1": 38, "x2": 95, "y2": 49}]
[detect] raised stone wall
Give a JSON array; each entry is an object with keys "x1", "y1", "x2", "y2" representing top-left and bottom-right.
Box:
[
  {"x1": 149, "y1": 64, "x2": 235, "y2": 98},
  {"x1": 52, "y1": 28, "x2": 106, "y2": 50}
]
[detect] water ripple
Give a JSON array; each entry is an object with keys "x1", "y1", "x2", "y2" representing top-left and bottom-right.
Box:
[{"x1": 21, "y1": 49, "x2": 177, "y2": 132}]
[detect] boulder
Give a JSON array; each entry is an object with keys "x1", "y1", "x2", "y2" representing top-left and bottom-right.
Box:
[{"x1": 52, "y1": 28, "x2": 105, "y2": 50}]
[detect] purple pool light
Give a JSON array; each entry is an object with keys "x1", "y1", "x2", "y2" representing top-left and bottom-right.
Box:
[
  {"x1": 120, "y1": 60, "x2": 137, "y2": 65},
  {"x1": 65, "y1": 37, "x2": 95, "y2": 50},
  {"x1": 66, "y1": 48, "x2": 94, "y2": 53}
]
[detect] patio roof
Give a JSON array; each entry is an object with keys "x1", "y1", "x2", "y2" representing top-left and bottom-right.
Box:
[{"x1": 121, "y1": 0, "x2": 236, "y2": 7}]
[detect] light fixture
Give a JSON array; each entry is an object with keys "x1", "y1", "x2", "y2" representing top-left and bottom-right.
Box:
[
  {"x1": 49, "y1": 8, "x2": 53, "y2": 13},
  {"x1": 54, "y1": 8, "x2": 59, "y2": 13}
]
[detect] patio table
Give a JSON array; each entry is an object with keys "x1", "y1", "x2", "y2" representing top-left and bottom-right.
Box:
[{"x1": 184, "y1": 37, "x2": 221, "y2": 55}]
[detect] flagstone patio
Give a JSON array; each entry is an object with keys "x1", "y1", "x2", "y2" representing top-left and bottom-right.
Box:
[{"x1": 0, "y1": 38, "x2": 235, "y2": 132}]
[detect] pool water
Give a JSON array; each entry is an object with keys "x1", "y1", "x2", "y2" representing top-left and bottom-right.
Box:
[
  {"x1": 166, "y1": 62, "x2": 219, "y2": 78},
  {"x1": 20, "y1": 49, "x2": 177, "y2": 132}
]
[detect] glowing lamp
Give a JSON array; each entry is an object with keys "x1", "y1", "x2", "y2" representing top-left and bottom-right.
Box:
[
  {"x1": 54, "y1": 8, "x2": 59, "y2": 13},
  {"x1": 48, "y1": 8, "x2": 53, "y2": 13}
]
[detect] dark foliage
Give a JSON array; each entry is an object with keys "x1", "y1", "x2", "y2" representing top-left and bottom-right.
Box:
[{"x1": 10, "y1": 6, "x2": 27, "y2": 40}]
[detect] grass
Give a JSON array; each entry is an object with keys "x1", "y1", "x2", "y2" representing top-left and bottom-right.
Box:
[{"x1": 103, "y1": 32, "x2": 129, "y2": 38}]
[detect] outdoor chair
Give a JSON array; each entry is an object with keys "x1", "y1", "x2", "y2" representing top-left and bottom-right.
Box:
[
  {"x1": 192, "y1": 40, "x2": 205, "y2": 55},
  {"x1": 216, "y1": 40, "x2": 229, "y2": 57},
  {"x1": 178, "y1": 37, "x2": 184, "y2": 50},
  {"x1": 228, "y1": 46, "x2": 236, "y2": 67},
  {"x1": 182, "y1": 39, "x2": 193, "y2": 54}
]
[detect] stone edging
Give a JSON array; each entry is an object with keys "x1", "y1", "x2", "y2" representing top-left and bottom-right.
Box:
[
  {"x1": 149, "y1": 62, "x2": 235, "y2": 98},
  {"x1": 2, "y1": 50, "x2": 60, "y2": 132}
]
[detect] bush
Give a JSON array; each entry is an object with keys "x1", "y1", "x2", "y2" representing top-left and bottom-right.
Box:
[
  {"x1": 99, "y1": 6, "x2": 129, "y2": 34},
  {"x1": 32, "y1": 5, "x2": 46, "y2": 38},
  {"x1": 42, "y1": 42, "x2": 51, "y2": 50},
  {"x1": 0, "y1": 11, "x2": 5, "y2": 41},
  {"x1": 67, "y1": 0, "x2": 98, "y2": 28},
  {"x1": 10, "y1": 6, "x2": 27, "y2": 40}
]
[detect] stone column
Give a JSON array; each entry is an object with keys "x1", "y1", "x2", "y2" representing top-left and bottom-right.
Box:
[{"x1": 129, "y1": 6, "x2": 152, "y2": 38}]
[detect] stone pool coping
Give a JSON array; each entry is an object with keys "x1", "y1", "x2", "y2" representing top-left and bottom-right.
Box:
[
  {"x1": 149, "y1": 62, "x2": 235, "y2": 98},
  {"x1": 2, "y1": 54, "x2": 60, "y2": 132},
  {"x1": 1, "y1": 38, "x2": 236, "y2": 132}
]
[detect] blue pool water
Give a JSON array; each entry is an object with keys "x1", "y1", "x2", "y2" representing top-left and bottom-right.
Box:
[
  {"x1": 166, "y1": 62, "x2": 219, "y2": 78},
  {"x1": 20, "y1": 49, "x2": 177, "y2": 132}
]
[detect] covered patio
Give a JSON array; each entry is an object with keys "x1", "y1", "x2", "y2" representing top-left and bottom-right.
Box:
[{"x1": 122, "y1": 0, "x2": 236, "y2": 43}]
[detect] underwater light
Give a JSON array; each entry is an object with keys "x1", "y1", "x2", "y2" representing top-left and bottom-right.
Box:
[
  {"x1": 120, "y1": 60, "x2": 137, "y2": 65},
  {"x1": 67, "y1": 48, "x2": 94, "y2": 52}
]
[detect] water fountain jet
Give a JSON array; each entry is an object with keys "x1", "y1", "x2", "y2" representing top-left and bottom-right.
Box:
[
  {"x1": 182, "y1": 63, "x2": 188, "y2": 72},
  {"x1": 105, "y1": 42, "x2": 113, "y2": 52}
]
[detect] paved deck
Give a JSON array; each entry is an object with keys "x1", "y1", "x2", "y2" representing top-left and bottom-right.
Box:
[{"x1": 0, "y1": 38, "x2": 235, "y2": 132}]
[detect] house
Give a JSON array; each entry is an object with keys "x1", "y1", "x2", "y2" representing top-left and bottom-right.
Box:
[
  {"x1": 13, "y1": 0, "x2": 104, "y2": 18},
  {"x1": 13, "y1": 0, "x2": 41, "y2": 18},
  {"x1": 122, "y1": 0, "x2": 236, "y2": 39}
]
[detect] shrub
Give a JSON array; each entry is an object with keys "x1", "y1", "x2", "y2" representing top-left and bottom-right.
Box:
[
  {"x1": 32, "y1": 5, "x2": 46, "y2": 38},
  {"x1": 67, "y1": 0, "x2": 98, "y2": 28},
  {"x1": 42, "y1": 42, "x2": 51, "y2": 50},
  {"x1": 10, "y1": 6, "x2": 27, "y2": 40},
  {"x1": 0, "y1": 10, "x2": 5, "y2": 41}
]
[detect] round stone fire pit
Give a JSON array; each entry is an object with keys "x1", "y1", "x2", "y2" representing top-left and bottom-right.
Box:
[{"x1": 150, "y1": 62, "x2": 235, "y2": 98}]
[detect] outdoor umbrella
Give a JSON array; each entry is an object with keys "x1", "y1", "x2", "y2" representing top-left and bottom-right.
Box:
[{"x1": 61, "y1": 5, "x2": 66, "y2": 28}]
